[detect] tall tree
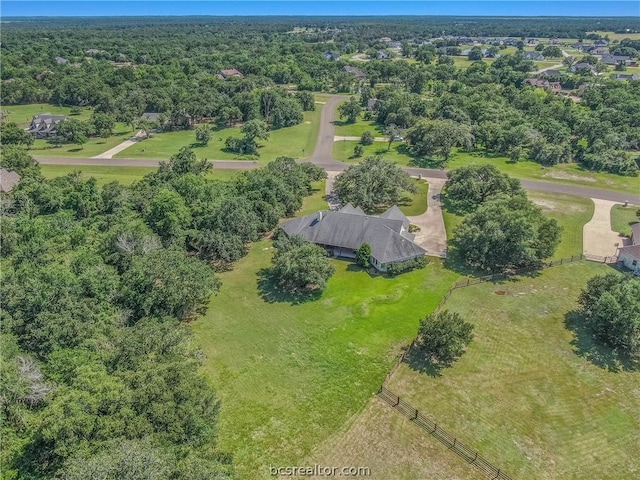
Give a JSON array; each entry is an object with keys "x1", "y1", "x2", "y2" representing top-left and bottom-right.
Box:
[{"x1": 334, "y1": 156, "x2": 416, "y2": 214}]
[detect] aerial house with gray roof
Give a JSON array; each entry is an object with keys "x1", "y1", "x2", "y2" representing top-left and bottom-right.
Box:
[{"x1": 280, "y1": 204, "x2": 426, "y2": 272}]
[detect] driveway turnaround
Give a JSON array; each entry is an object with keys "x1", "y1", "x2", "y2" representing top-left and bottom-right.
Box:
[
  {"x1": 407, "y1": 178, "x2": 448, "y2": 258},
  {"x1": 583, "y1": 198, "x2": 630, "y2": 258}
]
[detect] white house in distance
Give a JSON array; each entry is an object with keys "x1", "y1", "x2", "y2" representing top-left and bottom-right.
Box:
[
  {"x1": 618, "y1": 223, "x2": 640, "y2": 274},
  {"x1": 280, "y1": 203, "x2": 426, "y2": 272}
]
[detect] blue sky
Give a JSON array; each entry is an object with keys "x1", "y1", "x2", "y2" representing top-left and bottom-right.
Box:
[{"x1": 2, "y1": 1, "x2": 639, "y2": 17}]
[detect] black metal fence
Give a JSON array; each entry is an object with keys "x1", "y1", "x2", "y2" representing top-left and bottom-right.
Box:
[{"x1": 378, "y1": 386, "x2": 513, "y2": 480}]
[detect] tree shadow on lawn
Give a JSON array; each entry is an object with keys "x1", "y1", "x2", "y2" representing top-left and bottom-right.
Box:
[
  {"x1": 256, "y1": 268, "x2": 322, "y2": 305},
  {"x1": 564, "y1": 310, "x2": 636, "y2": 372},
  {"x1": 404, "y1": 347, "x2": 448, "y2": 378}
]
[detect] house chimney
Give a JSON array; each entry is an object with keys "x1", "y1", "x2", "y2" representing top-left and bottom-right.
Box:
[{"x1": 318, "y1": 211, "x2": 323, "y2": 221}]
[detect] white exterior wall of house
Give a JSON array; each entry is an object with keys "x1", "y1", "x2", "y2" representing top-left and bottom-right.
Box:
[{"x1": 619, "y1": 251, "x2": 640, "y2": 274}]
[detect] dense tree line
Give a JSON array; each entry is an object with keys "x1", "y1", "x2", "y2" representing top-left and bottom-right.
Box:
[{"x1": 0, "y1": 146, "x2": 324, "y2": 478}]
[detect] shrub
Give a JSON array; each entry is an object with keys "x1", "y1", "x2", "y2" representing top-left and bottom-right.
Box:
[
  {"x1": 386, "y1": 256, "x2": 428, "y2": 276},
  {"x1": 360, "y1": 131, "x2": 374, "y2": 145}
]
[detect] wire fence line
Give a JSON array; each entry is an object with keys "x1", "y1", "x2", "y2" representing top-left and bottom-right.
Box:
[{"x1": 377, "y1": 386, "x2": 513, "y2": 480}]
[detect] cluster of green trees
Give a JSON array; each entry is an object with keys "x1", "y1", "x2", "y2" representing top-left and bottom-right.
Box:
[
  {"x1": 358, "y1": 54, "x2": 639, "y2": 175},
  {"x1": 578, "y1": 274, "x2": 640, "y2": 362},
  {"x1": 445, "y1": 165, "x2": 561, "y2": 272},
  {"x1": 0, "y1": 146, "x2": 324, "y2": 478}
]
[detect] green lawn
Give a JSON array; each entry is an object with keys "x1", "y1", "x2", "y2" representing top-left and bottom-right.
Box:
[
  {"x1": 28, "y1": 122, "x2": 134, "y2": 158},
  {"x1": 528, "y1": 191, "x2": 594, "y2": 259},
  {"x1": 332, "y1": 113, "x2": 382, "y2": 138},
  {"x1": 399, "y1": 179, "x2": 429, "y2": 217},
  {"x1": 388, "y1": 261, "x2": 640, "y2": 480},
  {"x1": 39, "y1": 164, "x2": 240, "y2": 186},
  {"x1": 296, "y1": 180, "x2": 328, "y2": 216},
  {"x1": 191, "y1": 242, "x2": 459, "y2": 480},
  {"x1": 116, "y1": 105, "x2": 323, "y2": 163},
  {"x1": 333, "y1": 140, "x2": 409, "y2": 164},
  {"x1": 610, "y1": 204, "x2": 639, "y2": 237},
  {"x1": 442, "y1": 191, "x2": 593, "y2": 260},
  {"x1": 0, "y1": 103, "x2": 92, "y2": 126}
]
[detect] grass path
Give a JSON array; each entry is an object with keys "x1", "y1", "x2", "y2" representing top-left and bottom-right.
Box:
[{"x1": 387, "y1": 261, "x2": 640, "y2": 480}]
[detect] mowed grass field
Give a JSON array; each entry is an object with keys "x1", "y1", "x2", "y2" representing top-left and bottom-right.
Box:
[
  {"x1": 610, "y1": 204, "x2": 639, "y2": 237},
  {"x1": 386, "y1": 261, "x2": 640, "y2": 480},
  {"x1": 191, "y1": 237, "x2": 460, "y2": 479},
  {"x1": 116, "y1": 105, "x2": 323, "y2": 163},
  {"x1": 0, "y1": 103, "x2": 92, "y2": 125}
]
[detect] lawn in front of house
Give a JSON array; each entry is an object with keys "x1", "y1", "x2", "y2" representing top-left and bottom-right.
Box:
[
  {"x1": 115, "y1": 105, "x2": 323, "y2": 163},
  {"x1": 610, "y1": 204, "x2": 639, "y2": 237},
  {"x1": 387, "y1": 261, "x2": 639, "y2": 480},
  {"x1": 191, "y1": 240, "x2": 459, "y2": 480},
  {"x1": 398, "y1": 179, "x2": 429, "y2": 217},
  {"x1": 333, "y1": 140, "x2": 411, "y2": 165},
  {"x1": 29, "y1": 122, "x2": 133, "y2": 158}
]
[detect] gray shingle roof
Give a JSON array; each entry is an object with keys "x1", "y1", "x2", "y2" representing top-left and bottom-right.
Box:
[
  {"x1": 632, "y1": 223, "x2": 640, "y2": 245},
  {"x1": 378, "y1": 205, "x2": 410, "y2": 228},
  {"x1": 281, "y1": 207, "x2": 426, "y2": 264},
  {"x1": 620, "y1": 244, "x2": 640, "y2": 259},
  {"x1": 0, "y1": 168, "x2": 21, "y2": 193}
]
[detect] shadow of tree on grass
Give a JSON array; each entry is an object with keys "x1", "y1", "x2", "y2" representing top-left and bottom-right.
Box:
[
  {"x1": 404, "y1": 347, "x2": 448, "y2": 378},
  {"x1": 564, "y1": 310, "x2": 636, "y2": 372},
  {"x1": 256, "y1": 268, "x2": 321, "y2": 305}
]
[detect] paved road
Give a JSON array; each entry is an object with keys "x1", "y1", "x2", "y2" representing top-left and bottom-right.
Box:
[
  {"x1": 583, "y1": 198, "x2": 630, "y2": 257},
  {"x1": 92, "y1": 130, "x2": 145, "y2": 159},
  {"x1": 407, "y1": 178, "x2": 448, "y2": 258},
  {"x1": 34, "y1": 94, "x2": 640, "y2": 205}
]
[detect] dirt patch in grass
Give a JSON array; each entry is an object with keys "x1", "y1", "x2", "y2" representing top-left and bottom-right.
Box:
[{"x1": 543, "y1": 170, "x2": 597, "y2": 183}]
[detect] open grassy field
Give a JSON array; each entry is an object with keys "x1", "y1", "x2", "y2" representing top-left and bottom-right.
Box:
[
  {"x1": 386, "y1": 261, "x2": 640, "y2": 480},
  {"x1": 528, "y1": 191, "x2": 594, "y2": 259},
  {"x1": 296, "y1": 180, "x2": 328, "y2": 216},
  {"x1": 39, "y1": 164, "x2": 241, "y2": 186},
  {"x1": 306, "y1": 396, "x2": 484, "y2": 480},
  {"x1": 332, "y1": 114, "x2": 383, "y2": 138},
  {"x1": 590, "y1": 31, "x2": 640, "y2": 41},
  {"x1": 0, "y1": 103, "x2": 92, "y2": 125},
  {"x1": 334, "y1": 139, "x2": 408, "y2": 164},
  {"x1": 116, "y1": 106, "x2": 322, "y2": 163},
  {"x1": 191, "y1": 240, "x2": 460, "y2": 479},
  {"x1": 610, "y1": 204, "x2": 639, "y2": 237}
]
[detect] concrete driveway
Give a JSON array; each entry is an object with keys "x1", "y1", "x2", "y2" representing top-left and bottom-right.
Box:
[
  {"x1": 583, "y1": 198, "x2": 630, "y2": 258},
  {"x1": 91, "y1": 130, "x2": 145, "y2": 159},
  {"x1": 407, "y1": 178, "x2": 447, "y2": 258}
]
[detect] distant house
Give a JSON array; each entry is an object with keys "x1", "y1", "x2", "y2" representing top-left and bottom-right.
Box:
[
  {"x1": 568, "y1": 63, "x2": 596, "y2": 74},
  {"x1": 141, "y1": 112, "x2": 162, "y2": 122},
  {"x1": 613, "y1": 73, "x2": 640, "y2": 81},
  {"x1": 323, "y1": 51, "x2": 340, "y2": 61},
  {"x1": 618, "y1": 223, "x2": 640, "y2": 274},
  {"x1": 0, "y1": 168, "x2": 21, "y2": 193},
  {"x1": 280, "y1": 204, "x2": 426, "y2": 272},
  {"x1": 601, "y1": 54, "x2": 631, "y2": 65},
  {"x1": 523, "y1": 51, "x2": 544, "y2": 61},
  {"x1": 366, "y1": 98, "x2": 378, "y2": 111},
  {"x1": 523, "y1": 78, "x2": 562, "y2": 93},
  {"x1": 217, "y1": 68, "x2": 244, "y2": 80},
  {"x1": 343, "y1": 65, "x2": 366, "y2": 78},
  {"x1": 376, "y1": 50, "x2": 390, "y2": 60},
  {"x1": 540, "y1": 69, "x2": 562, "y2": 78},
  {"x1": 54, "y1": 56, "x2": 69, "y2": 65},
  {"x1": 526, "y1": 38, "x2": 539, "y2": 45},
  {"x1": 387, "y1": 41, "x2": 403, "y2": 49},
  {"x1": 28, "y1": 113, "x2": 67, "y2": 138},
  {"x1": 589, "y1": 47, "x2": 609, "y2": 55}
]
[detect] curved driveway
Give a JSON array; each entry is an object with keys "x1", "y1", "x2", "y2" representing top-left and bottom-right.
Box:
[{"x1": 34, "y1": 95, "x2": 640, "y2": 205}]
